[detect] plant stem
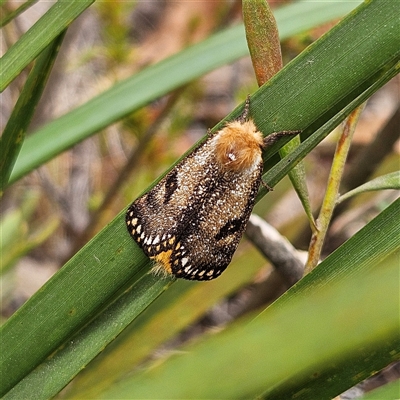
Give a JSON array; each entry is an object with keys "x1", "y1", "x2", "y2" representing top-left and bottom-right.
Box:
[{"x1": 305, "y1": 103, "x2": 366, "y2": 273}]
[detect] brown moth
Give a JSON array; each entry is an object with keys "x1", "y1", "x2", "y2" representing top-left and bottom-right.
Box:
[{"x1": 126, "y1": 97, "x2": 298, "y2": 280}]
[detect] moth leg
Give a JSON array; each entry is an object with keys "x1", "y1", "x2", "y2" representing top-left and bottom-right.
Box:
[
  {"x1": 261, "y1": 180, "x2": 274, "y2": 192},
  {"x1": 263, "y1": 130, "x2": 301, "y2": 148}
]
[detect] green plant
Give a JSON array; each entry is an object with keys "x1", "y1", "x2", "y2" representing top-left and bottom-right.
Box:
[{"x1": 1, "y1": 1, "x2": 399, "y2": 399}]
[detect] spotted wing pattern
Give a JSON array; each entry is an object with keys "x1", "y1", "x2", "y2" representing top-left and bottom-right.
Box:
[{"x1": 126, "y1": 136, "x2": 263, "y2": 280}]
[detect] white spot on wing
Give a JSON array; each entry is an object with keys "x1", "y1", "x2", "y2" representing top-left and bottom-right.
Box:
[{"x1": 181, "y1": 257, "x2": 189, "y2": 267}]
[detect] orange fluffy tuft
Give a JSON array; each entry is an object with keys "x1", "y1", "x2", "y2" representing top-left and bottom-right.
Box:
[
  {"x1": 151, "y1": 250, "x2": 173, "y2": 274},
  {"x1": 214, "y1": 120, "x2": 263, "y2": 171}
]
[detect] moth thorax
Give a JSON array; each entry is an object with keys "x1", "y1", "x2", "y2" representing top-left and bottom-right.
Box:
[{"x1": 214, "y1": 120, "x2": 263, "y2": 172}]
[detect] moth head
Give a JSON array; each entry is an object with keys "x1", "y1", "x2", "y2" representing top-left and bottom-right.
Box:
[{"x1": 214, "y1": 119, "x2": 263, "y2": 172}]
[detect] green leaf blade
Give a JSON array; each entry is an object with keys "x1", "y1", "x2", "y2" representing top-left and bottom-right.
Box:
[
  {"x1": 338, "y1": 171, "x2": 400, "y2": 203},
  {"x1": 0, "y1": 33, "x2": 65, "y2": 194},
  {"x1": 0, "y1": 0, "x2": 95, "y2": 91}
]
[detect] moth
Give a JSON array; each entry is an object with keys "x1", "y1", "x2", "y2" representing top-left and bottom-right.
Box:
[{"x1": 126, "y1": 97, "x2": 298, "y2": 280}]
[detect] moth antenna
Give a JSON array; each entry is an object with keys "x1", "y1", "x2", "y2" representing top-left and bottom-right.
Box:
[
  {"x1": 263, "y1": 130, "x2": 301, "y2": 148},
  {"x1": 237, "y1": 94, "x2": 251, "y2": 123}
]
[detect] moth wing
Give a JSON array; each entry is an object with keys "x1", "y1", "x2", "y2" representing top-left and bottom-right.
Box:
[
  {"x1": 126, "y1": 135, "x2": 263, "y2": 281},
  {"x1": 126, "y1": 140, "x2": 217, "y2": 263},
  {"x1": 171, "y1": 163, "x2": 263, "y2": 280}
]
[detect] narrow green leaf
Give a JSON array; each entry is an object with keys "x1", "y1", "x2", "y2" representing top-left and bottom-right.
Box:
[
  {"x1": 0, "y1": 33, "x2": 65, "y2": 194},
  {"x1": 0, "y1": 0, "x2": 39, "y2": 28},
  {"x1": 2, "y1": 273, "x2": 174, "y2": 400},
  {"x1": 0, "y1": 0, "x2": 94, "y2": 91},
  {"x1": 338, "y1": 171, "x2": 400, "y2": 203},
  {"x1": 6, "y1": 248, "x2": 265, "y2": 400},
  {"x1": 280, "y1": 136, "x2": 316, "y2": 229},
  {"x1": 7, "y1": 1, "x2": 362, "y2": 185}
]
